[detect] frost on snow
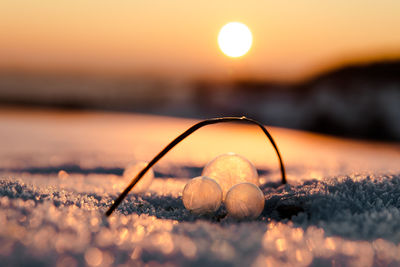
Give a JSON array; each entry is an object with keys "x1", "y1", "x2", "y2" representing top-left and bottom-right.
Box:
[{"x1": 1, "y1": 173, "x2": 400, "y2": 266}]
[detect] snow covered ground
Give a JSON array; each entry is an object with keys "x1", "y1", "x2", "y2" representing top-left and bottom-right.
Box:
[{"x1": 1, "y1": 107, "x2": 400, "y2": 266}]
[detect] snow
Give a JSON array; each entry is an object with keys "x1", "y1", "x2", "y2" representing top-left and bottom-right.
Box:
[
  {"x1": 1, "y1": 108, "x2": 400, "y2": 266},
  {"x1": 2, "y1": 174, "x2": 400, "y2": 266}
]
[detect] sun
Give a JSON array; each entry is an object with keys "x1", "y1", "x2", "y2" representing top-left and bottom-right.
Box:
[{"x1": 218, "y1": 22, "x2": 253, "y2": 58}]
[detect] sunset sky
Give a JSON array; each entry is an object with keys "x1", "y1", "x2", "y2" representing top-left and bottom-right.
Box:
[{"x1": 1, "y1": 0, "x2": 400, "y2": 82}]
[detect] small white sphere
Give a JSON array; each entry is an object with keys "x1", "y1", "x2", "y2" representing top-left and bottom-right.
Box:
[
  {"x1": 182, "y1": 176, "x2": 222, "y2": 214},
  {"x1": 123, "y1": 161, "x2": 154, "y2": 194},
  {"x1": 202, "y1": 153, "x2": 259, "y2": 200},
  {"x1": 225, "y1": 182, "x2": 265, "y2": 220}
]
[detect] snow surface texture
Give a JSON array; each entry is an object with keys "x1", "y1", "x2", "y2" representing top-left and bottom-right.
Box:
[
  {"x1": 1, "y1": 109, "x2": 400, "y2": 267},
  {"x1": 2, "y1": 174, "x2": 400, "y2": 267}
]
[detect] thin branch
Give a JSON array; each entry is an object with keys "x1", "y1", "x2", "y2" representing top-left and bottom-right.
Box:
[{"x1": 105, "y1": 116, "x2": 286, "y2": 217}]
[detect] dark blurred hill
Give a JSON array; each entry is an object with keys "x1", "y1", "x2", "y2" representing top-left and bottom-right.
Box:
[
  {"x1": 0, "y1": 60, "x2": 399, "y2": 141},
  {"x1": 298, "y1": 61, "x2": 400, "y2": 140},
  {"x1": 194, "y1": 60, "x2": 400, "y2": 141}
]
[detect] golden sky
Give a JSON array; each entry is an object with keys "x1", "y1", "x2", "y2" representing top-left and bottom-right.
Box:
[{"x1": 1, "y1": 0, "x2": 400, "y2": 81}]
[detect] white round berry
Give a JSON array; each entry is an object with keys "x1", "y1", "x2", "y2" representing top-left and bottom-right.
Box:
[
  {"x1": 182, "y1": 176, "x2": 222, "y2": 214},
  {"x1": 225, "y1": 182, "x2": 264, "y2": 220},
  {"x1": 202, "y1": 153, "x2": 259, "y2": 200}
]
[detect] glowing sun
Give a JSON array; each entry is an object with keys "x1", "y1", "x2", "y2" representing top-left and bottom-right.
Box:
[{"x1": 218, "y1": 22, "x2": 253, "y2": 58}]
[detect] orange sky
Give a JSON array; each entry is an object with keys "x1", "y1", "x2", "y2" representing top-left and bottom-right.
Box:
[{"x1": 1, "y1": 0, "x2": 400, "y2": 82}]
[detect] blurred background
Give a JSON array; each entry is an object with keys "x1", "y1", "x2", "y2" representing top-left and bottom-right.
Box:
[{"x1": 1, "y1": 0, "x2": 400, "y2": 141}]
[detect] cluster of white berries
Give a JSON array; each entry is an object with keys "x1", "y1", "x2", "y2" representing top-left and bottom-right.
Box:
[
  {"x1": 123, "y1": 153, "x2": 265, "y2": 220},
  {"x1": 182, "y1": 153, "x2": 265, "y2": 220}
]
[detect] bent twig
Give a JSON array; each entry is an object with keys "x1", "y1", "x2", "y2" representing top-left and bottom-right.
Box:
[{"x1": 105, "y1": 116, "x2": 286, "y2": 217}]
